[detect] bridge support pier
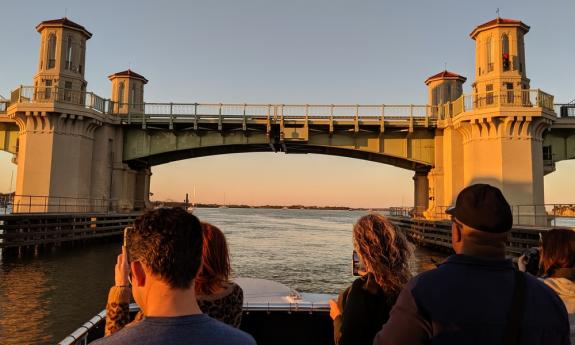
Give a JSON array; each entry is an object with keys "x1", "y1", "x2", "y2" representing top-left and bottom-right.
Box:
[
  {"x1": 11, "y1": 112, "x2": 101, "y2": 213},
  {"x1": 427, "y1": 114, "x2": 554, "y2": 226},
  {"x1": 413, "y1": 169, "x2": 429, "y2": 217}
]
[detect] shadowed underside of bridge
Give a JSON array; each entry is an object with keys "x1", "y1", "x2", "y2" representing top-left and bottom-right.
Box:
[{"x1": 123, "y1": 123, "x2": 436, "y2": 172}]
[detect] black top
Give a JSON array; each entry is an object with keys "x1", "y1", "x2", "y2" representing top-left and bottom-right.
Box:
[
  {"x1": 373, "y1": 254, "x2": 570, "y2": 345},
  {"x1": 334, "y1": 274, "x2": 394, "y2": 345}
]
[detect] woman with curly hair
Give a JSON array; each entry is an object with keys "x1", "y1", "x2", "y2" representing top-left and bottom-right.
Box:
[
  {"x1": 329, "y1": 213, "x2": 412, "y2": 345},
  {"x1": 104, "y1": 221, "x2": 243, "y2": 335}
]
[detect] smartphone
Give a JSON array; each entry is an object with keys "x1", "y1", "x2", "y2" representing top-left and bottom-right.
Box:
[
  {"x1": 352, "y1": 250, "x2": 365, "y2": 276},
  {"x1": 123, "y1": 227, "x2": 130, "y2": 247}
]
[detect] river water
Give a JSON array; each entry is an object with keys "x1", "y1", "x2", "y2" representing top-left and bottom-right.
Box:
[{"x1": 0, "y1": 208, "x2": 458, "y2": 344}]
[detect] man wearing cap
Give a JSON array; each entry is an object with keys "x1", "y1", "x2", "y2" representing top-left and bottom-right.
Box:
[{"x1": 373, "y1": 184, "x2": 570, "y2": 345}]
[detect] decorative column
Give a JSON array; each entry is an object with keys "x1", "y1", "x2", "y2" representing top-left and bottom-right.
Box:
[{"x1": 413, "y1": 169, "x2": 430, "y2": 217}]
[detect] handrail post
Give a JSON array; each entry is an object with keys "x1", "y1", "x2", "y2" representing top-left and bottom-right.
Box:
[
  {"x1": 304, "y1": 104, "x2": 309, "y2": 129},
  {"x1": 380, "y1": 104, "x2": 385, "y2": 133},
  {"x1": 141, "y1": 105, "x2": 146, "y2": 129},
  {"x1": 329, "y1": 104, "x2": 334, "y2": 135},
  {"x1": 354, "y1": 104, "x2": 359, "y2": 133},
  {"x1": 409, "y1": 104, "x2": 414, "y2": 133},
  {"x1": 169, "y1": 102, "x2": 174, "y2": 130},
  {"x1": 242, "y1": 103, "x2": 247, "y2": 131},
  {"x1": 194, "y1": 103, "x2": 198, "y2": 130},
  {"x1": 18, "y1": 85, "x2": 23, "y2": 103},
  {"x1": 266, "y1": 104, "x2": 271, "y2": 136},
  {"x1": 218, "y1": 103, "x2": 223, "y2": 131}
]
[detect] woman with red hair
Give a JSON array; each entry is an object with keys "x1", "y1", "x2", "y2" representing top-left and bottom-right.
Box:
[
  {"x1": 539, "y1": 228, "x2": 575, "y2": 343},
  {"x1": 104, "y1": 221, "x2": 243, "y2": 335}
]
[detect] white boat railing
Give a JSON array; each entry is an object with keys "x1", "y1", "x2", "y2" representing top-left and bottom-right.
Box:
[{"x1": 59, "y1": 301, "x2": 331, "y2": 345}]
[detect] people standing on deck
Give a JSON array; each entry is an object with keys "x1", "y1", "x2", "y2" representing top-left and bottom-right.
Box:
[
  {"x1": 104, "y1": 221, "x2": 244, "y2": 335},
  {"x1": 522, "y1": 229, "x2": 575, "y2": 343},
  {"x1": 91, "y1": 208, "x2": 254, "y2": 345},
  {"x1": 329, "y1": 213, "x2": 412, "y2": 345},
  {"x1": 373, "y1": 184, "x2": 570, "y2": 345}
]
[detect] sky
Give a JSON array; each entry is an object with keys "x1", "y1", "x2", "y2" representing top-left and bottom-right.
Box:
[{"x1": 0, "y1": 0, "x2": 574, "y2": 207}]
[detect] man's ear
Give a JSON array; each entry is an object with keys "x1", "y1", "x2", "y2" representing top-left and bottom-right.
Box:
[
  {"x1": 452, "y1": 222, "x2": 462, "y2": 243},
  {"x1": 131, "y1": 261, "x2": 147, "y2": 287}
]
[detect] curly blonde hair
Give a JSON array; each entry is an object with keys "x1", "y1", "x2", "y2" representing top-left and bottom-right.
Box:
[{"x1": 353, "y1": 213, "x2": 412, "y2": 300}]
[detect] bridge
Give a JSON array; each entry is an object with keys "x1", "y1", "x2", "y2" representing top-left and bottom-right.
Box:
[{"x1": 1, "y1": 17, "x2": 575, "y2": 226}]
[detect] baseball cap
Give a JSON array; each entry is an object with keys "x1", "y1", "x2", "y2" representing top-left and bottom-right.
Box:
[{"x1": 446, "y1": 184, "x2": 513, "y2": 233}]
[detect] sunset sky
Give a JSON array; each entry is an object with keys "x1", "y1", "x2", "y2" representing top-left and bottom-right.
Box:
[{"x1": 0, "y1": 0, "x2": 574, "y2": 208}]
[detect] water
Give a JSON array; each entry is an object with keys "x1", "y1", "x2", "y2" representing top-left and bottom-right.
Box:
[{"x1": 0, "y1": 208, "x2": 447, "y2": 344}]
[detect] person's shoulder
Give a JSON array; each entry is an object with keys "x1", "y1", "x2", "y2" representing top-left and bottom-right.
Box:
[
  {"x1": 526, "y1": 273, "x2": 565, "y2": 302},
  {"x1": 88, "y1": 323, "x2": 142, "y2": 345},
  {"x1": 204, "y1": 317, "x2": 255, "y2": 344}
]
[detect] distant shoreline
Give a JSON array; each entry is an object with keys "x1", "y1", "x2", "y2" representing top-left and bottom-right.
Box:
[{"x1": 150, "y1": 201, "x2": 391, "y2": 212}]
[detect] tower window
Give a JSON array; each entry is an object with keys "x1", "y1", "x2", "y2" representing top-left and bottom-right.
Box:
[
  {"x1": 432, "y1": 86, "x2": 439, "y2": 106},
  {"x1": 486, "y1": 84, "x2": 494, "y2": 105},
  {"x1": 505, "y1": 83, "x2": 514, "y2": 105},
  {"x1": 502, "y1": 34, "x2": 510, "y2": 71},
  {"x1": 44, "y1": 79, "x2": 52, "y2": 99},
  {"x1": 486, "y1": 37, "x2": 493, "y2": 72},
  {"x1": 47, "y1": 34, "x2": 56, "y2": 69},
  {"x1": 79, "y1": 40, "x2": 85, "y2": 74},
  {"x1": 131, "y1": 85, "x2": 136, "y2": 109},
  {"x1": 118, "y1": 82, "x2": 125, "y2": 105},
  {"x1": 64, "y1": 81, "x2": 73, "y2": 102},
  {"x1": 140, "y1": 85, "x2": 144, "y2": 110},
  {"x1": 65, "y1": 37, "x2": 73, "y2": 70}
]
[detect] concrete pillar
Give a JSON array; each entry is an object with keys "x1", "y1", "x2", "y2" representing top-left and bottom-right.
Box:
[
  {"x1": 134, "y1": 167, "x2": 151, "y2": 210},
  {"x1": 457, "y1": 116, "x2": 551, "y2": 225},
  {"x1": 11, "y1": 111, "x2": 100, "y2": 213},
  {"x1": 413, "y1": 169, "x2": 429, "y2": 217}
]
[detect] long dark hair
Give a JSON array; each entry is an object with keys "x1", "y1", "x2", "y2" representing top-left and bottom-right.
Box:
[
  {"x1": 353, "y1": 213, "x2": 412, "y2": 301},
  {"x1": 195, "y1": 222, "x2": 232, "y2": 295},
  {"x1": 540, "y1": 228, "x2": 575, "y2": 277}
]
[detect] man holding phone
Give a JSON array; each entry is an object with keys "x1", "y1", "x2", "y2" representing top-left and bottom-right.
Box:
[{"x1": 91, "y1": 208, "x2": 255, "y2": 345}]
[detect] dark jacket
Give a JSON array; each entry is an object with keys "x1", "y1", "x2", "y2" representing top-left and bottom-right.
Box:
[
  {"x1": 373, "y1": 254, "x2": 570, "y2": 345},
  {"x1": 334, "y1": 274, "x2": 394, "y2": 345}
]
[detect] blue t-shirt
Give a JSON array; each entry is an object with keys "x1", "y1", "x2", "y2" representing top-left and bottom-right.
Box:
[{"x1": 90, "y1": 314, "x2": 256, "y2": 345}]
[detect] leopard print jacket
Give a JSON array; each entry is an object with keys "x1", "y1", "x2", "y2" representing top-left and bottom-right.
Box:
[{"x1": 104, "y1": 282, "x2": 244, "y2": 336}]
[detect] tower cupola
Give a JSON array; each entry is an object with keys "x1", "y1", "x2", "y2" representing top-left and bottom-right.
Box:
[
  {"x1": 108, "y1": 69, "x2": 148, "y2": 114},
  {"x1": 470, "y1": 18, "x2": 530, "y2": 101},
  {"x1": 34, "y1": 18, "x2": 92, "y2": 99}
]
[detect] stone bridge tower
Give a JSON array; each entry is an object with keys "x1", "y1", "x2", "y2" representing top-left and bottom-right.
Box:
[
  {"x1": 428, "y1": 18, "x2": 556, "y2": 225},
  {"x1": 10, "y1": 18, "x2": 151, "y2": 213}
]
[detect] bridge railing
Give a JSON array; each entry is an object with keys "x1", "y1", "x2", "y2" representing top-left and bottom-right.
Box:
[
  {"x1": 0, "y1": 194, "x2": 144, "y2": 214},
  {"x1": 554, "y1": 103, "x2": 575, "y2": 118},
  {"x1": 401, "y1": 203, "x2": 575, "y2": 227},
  {"x1": 1, "y1": 194, "x2": 110, "y2": 214},
  {"x1": 0, "y1": 100, "x2": 7, "y2": 114},
  {"x1": 10, "y1": 86, "x2": 109, "y2": 114},
  {"x1": 110, "y1": 102, "x2": 436, "y2": 119},
  {"x1": 8, "y1": 86, "x2": 558, "y2": 121},
  {"x1": 439, "y1": 89, "x2": 555, "y2": 119}
]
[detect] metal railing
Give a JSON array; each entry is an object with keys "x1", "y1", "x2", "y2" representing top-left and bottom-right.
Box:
[
  {"x1": 390, "y1": 216, "x2": 544, "y2": 256},
  {"x1": 437, "y1": 89, "x2": 555, "y2": 119},
  {"x1": 514, "y1": 204, "x2": 575, "y2": 227},
  {"x1": 395, "y1": 204, "x2": 575, "y2": 227},
  {"x1": 0, "y1": 213, "x2": 140, "y2": 250},
  {"x1": 10, "y1": 86, "x2": 108, "y2": 114},
  {"x1": 555, "y1": 103, "x2": 575, "y2": 117},
  {"x1": 0, "y1": 194, "x2": 109, "y2": 214},
  {"x1": 7, "y1": 86, "x2": 559, "y2": 123}
]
